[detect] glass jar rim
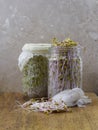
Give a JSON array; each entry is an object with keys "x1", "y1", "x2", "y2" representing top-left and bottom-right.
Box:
[
  {"x1": 51, "y1": 45, "x2": 82, "y2": 49},
  {"x1": 22, "y1": 43, "x2": 51, "y2": 52}
]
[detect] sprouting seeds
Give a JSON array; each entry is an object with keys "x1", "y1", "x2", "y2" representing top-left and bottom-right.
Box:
[
  {"x1": 51, "y1": 38, "x2": 78, "y2": 47},
  {"x1": 22, "y1": 55, "x2": 48, "y2": 98}
]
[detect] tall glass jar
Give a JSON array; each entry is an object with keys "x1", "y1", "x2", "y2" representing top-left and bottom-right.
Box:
[
  {"x1": 18, "y1": 43, "x2": 51, "y2": 98},
  {"x1": 48, "y1": 46, "x2": 82, "y2": 98}
]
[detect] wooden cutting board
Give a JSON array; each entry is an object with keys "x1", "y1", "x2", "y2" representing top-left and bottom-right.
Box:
[{"x1": 0, "y1": 92, "x2": 98, "y2": 130}]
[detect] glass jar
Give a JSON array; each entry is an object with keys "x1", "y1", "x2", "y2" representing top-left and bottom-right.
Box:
[
  {"x1": 18, "y1": 43, "x2": 51, "y2": 98},
  {"x1": 48, "y1": 46, "x2": 82, "y2": 98}
]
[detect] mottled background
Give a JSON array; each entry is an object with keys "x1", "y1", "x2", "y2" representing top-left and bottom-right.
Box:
[{"x1": 0, "y1": 0, "x2": 98, "y2": 94}]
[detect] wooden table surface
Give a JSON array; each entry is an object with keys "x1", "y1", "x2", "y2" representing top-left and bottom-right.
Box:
[{"x1": 0, "y1": 92, "x2": 98, "y2": 130}]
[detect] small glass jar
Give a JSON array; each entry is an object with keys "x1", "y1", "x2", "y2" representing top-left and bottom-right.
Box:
[
  {"x1": 18, "y1": 43, "x2": 51, "y2": 98},
  {"x1": 48, "y1": 46, "x2": 82, "y2": 98}
]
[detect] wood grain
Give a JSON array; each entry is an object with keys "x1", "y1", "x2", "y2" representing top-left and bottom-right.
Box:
[{"x1": 0, "y1": 93, "x2": 98, "y2": 130}]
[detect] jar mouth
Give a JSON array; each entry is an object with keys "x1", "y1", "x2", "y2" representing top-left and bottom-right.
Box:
[
  {"x1": 51, "y1": 45, "x2": 82, "y2": 50},
  {"x1": 50, "y1": 45, "x2": 82, "y2": 53},
  {"x1": 22, "y1": 43, "x2": 51, "y2": 52}
]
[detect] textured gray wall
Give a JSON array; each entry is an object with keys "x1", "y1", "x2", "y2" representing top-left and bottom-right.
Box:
[{"x1": 0, "y1": 0, "x2": 98, "y2": 93}]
